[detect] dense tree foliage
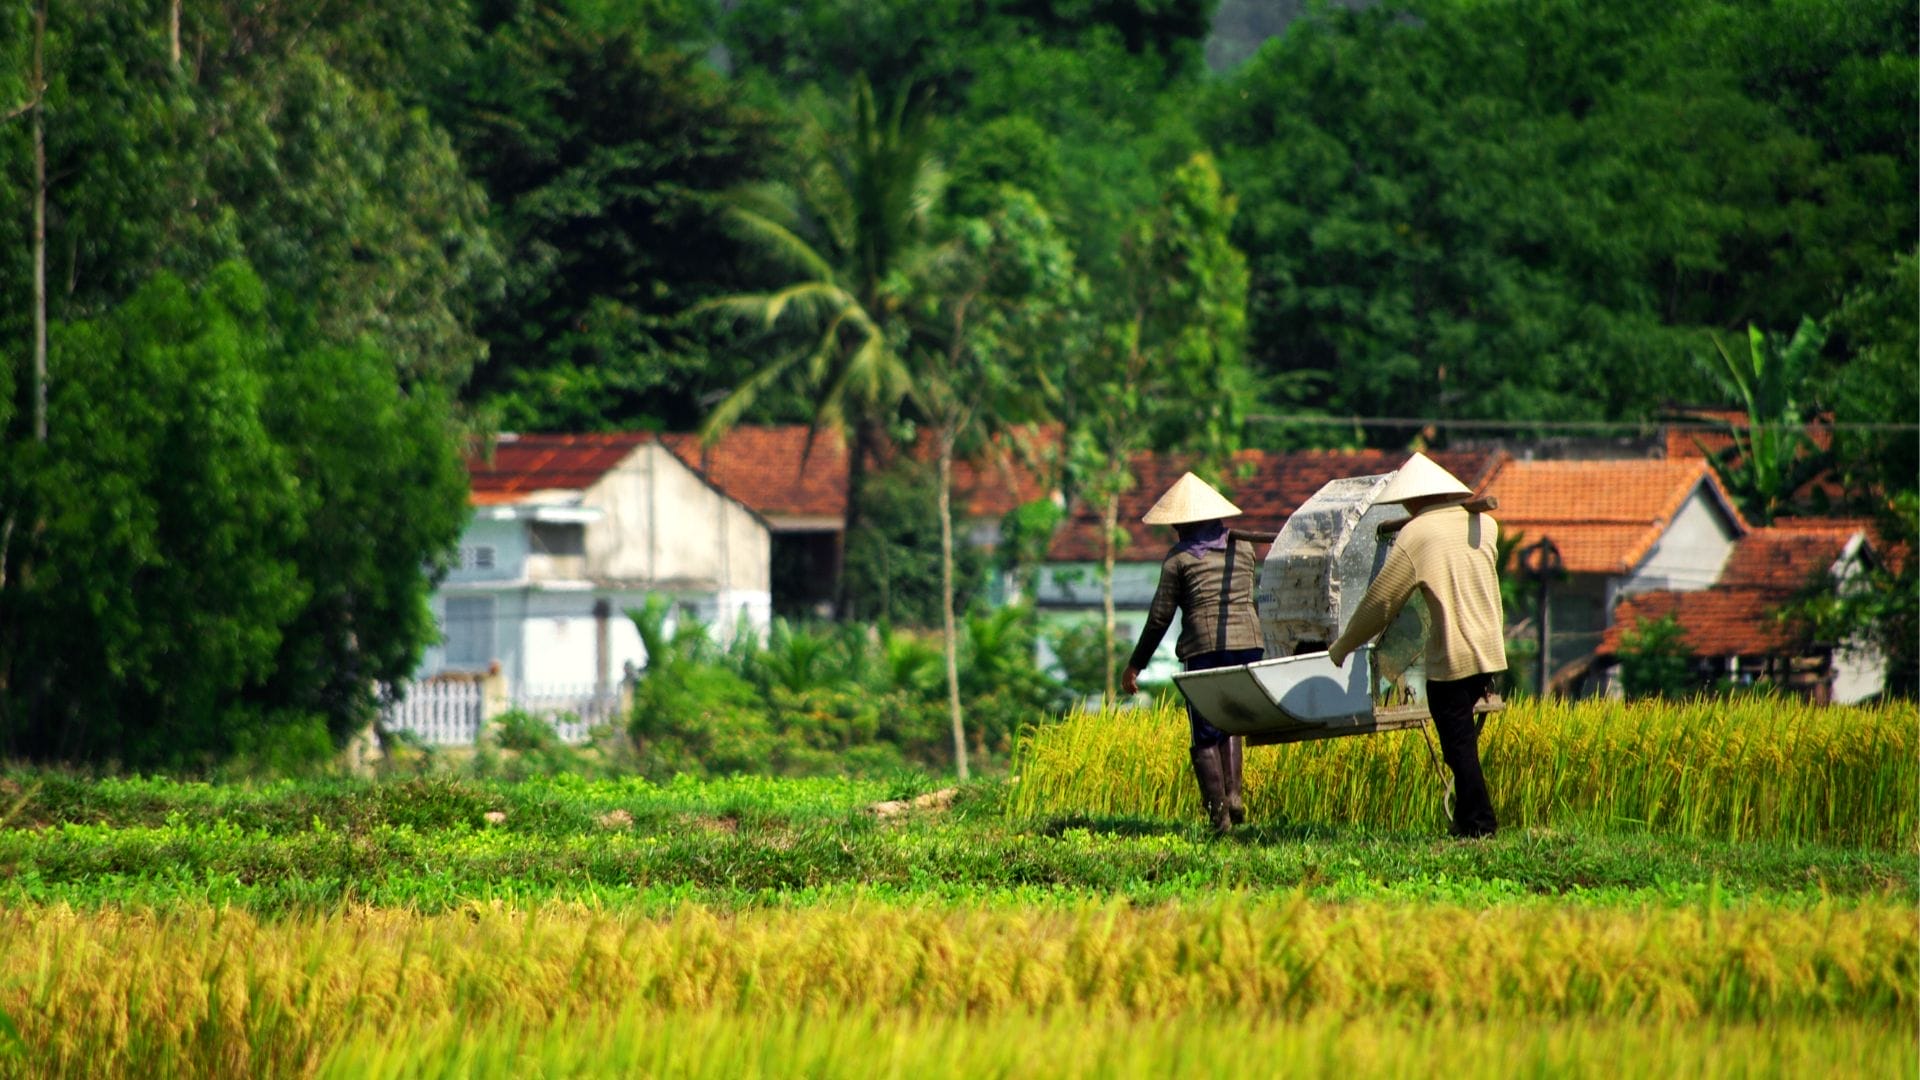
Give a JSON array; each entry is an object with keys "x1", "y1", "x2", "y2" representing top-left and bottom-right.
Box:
[
  {"x1": 438, "y1": 2, "x2": 777, "y2": 428},
  {"x1": 1206, "y1": 0, "x2": 1914, "y2": 429},
  {"x1": 0, "y1": 0, "x2": 1913, "y2": 764},
  {"x1": 0, "y1": 266, "x2": 466, "y2": 766}
]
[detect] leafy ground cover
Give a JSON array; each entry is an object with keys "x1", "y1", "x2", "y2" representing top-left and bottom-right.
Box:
[{"x1": 0, "y1": 774, "x2": 1910, "y2": 912}]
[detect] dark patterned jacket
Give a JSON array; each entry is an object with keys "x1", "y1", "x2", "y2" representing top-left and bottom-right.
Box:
[{"x1": 1127, "y1": 534, "x2": 1266, "y2": 670}]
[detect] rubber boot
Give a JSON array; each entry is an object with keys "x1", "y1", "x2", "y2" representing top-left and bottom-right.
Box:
[
  {"x1": 1222, "y1": 736, "x2": 1246, "y2": 826},
  {"x1": 1189, "y1": 745, "x2": 1234, "y2": 834}
]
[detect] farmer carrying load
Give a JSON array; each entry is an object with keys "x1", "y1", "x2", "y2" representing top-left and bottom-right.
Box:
[
  {"x1": 1327, "y1": 452, "x2": 1508, "y2": 838},
  {"x1": 1120, "y1": 472, "x2": 1273, "y2": 834}
]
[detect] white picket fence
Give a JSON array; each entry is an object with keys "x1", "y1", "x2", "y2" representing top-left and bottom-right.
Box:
[
  {"x1": 383, "y1": 680, "x2": 485, "y2": 745},
  {"x1": 381, "y1": 680, "x2": 624, "y2": 746},
  {"x1": 508, "y1": 684, "x2": 623, "y2": 745}
]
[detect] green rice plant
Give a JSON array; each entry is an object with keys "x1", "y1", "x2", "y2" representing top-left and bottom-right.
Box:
[
  {"x1": 1011, "y1": 696, "x2": 1919, "y2": 849},
  {"x1": 0, "y1": 897, "x2": 1909, "y2": 1076}
]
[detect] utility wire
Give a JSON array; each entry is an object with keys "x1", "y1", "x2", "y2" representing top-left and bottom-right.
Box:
[{"x1": 1247, "y1": 414, "x2": 1919, "y2": 432}]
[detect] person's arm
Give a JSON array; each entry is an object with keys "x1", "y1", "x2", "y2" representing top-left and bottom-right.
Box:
[
  {"x1": 1121, "y1": 559, "x2": 1183, "y2": 692},
  {"x1": 1328, "y1": 542, "x2": 1418, "y2": 666}
]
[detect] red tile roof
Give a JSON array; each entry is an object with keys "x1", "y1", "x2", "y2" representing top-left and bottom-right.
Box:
[
  {"x1": 1599, "y1": 588, "x2": 1801, "y2": 658},
  {"x1": 467, "y1": 433, "x2": 654, "y2": 504},
  {"x1": 469, "y1": 425, "x2": 1058, "y2": 524},
  {"x1": 946, "y1": 429, "x2": 1059, "y2": 520},
  {"x1": 659, "y1": 427, "x2": 850, "y2": 522},
  {"x1": 1481, "y1": 458, "x2": 1748, "y2": 575},
  {"x1": 1046, "y1": 448, "x2": 1506, "y2": 562},
  {"x1": 1717, "y1": 523, "x2": 1863, "y2": 590},
  {"x1": 1597, "y1": 520, "x2": 1871, "y2": 659}
]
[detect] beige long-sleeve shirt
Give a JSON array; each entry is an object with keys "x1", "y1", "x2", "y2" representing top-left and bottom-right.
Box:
[{"x1": 1328, "y1": 504, "x2": 1507, "y2": 681}]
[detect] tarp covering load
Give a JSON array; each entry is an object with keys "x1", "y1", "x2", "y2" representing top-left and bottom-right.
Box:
[{"x1": 1253, "y1": 472, "x2": 1431, "y2": 701}]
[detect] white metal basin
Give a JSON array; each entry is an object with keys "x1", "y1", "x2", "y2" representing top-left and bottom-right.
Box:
[{"x1": 1172, "y1": 646, "x2": 1374, "y2": 736}]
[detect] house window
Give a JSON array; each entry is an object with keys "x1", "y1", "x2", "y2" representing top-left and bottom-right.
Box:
[
  {"x1": 444, "y1": 596, "x2": 495, "y2": 668},
  {"x1": 459, "y1": 546, "x2": 496, "y2": 572},
  {"x1": 529, "y1": 523, "x2": 585, "y2": 556}
]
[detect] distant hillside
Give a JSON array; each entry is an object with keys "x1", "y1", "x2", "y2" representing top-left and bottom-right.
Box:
[{"x1": 1206, "y1": 0, "x2": 1378, "y2": 72}]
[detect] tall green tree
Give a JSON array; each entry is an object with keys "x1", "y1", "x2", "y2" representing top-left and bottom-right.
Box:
[
  {"x1": 248, "y1": 306, "x2": 471, "y2": 743},
  {"x1": 721, "y1": 0, "x2": 1214, "y2": 102},
  {"x1": 442, "y1": 2, "x2": 778, "y2": 428},
  {"x1": 1205, "y1": 0, "x2": 1915, "y2": 429},
  {"x1": 1065, "y1": 153, "x2": 1256, "y2": 702},
  {"x1": 910, "y1": 186, "x2": 1079, "y2": 778},
  {"x1": 0, "y1": 267, "x2": 307, "y2": 764},
  {"x1": 198, "y1": 51, "x2": 500, "y2": 389},
  {"x1": 0, "y1": 264, "x2": 467, "y2": 766}
]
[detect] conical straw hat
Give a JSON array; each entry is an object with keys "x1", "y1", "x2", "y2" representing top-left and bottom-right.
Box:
[
  {"x1": 1142, "y1": 472, "x2": 1243, "y2": 525},
  {"x1": 1374, "y1": 452, "x2": 1472, "y2": 505}
]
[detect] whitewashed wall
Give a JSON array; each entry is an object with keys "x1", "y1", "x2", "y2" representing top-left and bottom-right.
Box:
[
  {"x1": 1033, "y1": 561, "x2": 1165, "y2": 609},
  {"x1": 582, "y1": 443, "x2": 772, "y2": 597},
  {"x1": 1613, "y1": 486, "x2": 1740, "y2": 603}
]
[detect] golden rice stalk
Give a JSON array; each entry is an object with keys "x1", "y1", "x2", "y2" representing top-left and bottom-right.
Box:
[
  {"x1": 0, "y1": 897, "x2": 1909, "y2": 1075},
  {"x1": 1010, "y1": 696, "x2": 1918, "y2": 849}
]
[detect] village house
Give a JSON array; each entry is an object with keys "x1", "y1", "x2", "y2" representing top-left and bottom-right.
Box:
[
  {"x1": 1479, "y1": 457, "x2": 1751, "y2": 691},
  {"x1": 1593, "y1": 518, "x2": 1886, "y2": 703},
  {"x1": 394, "y1": 422, "x2": 1882, "y2": 730},
  {"x1": 412, "y1": 433, "x2": 772, "y2": 702},
  {"x1": 661, "y1": 424, "x2": 1056, "y2": 616},
  {"x1": 658, "y1": 428, "x2": 849, "y2": 618}
]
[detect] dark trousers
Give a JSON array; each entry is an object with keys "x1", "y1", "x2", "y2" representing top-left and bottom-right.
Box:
[
  {"x1": 1427, "y1": 673, "x2": 1497, "y2": 837},
  {"x1": 1184, "y1": 648, "x2": 1264, "y2": 749}
]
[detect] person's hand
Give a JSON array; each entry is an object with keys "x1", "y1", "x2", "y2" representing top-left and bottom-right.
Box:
[{"x1": 1120, "y1": 666, "x2": 1141, "y2": 695}]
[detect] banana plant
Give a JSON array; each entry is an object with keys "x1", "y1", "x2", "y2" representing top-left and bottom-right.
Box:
[{"x1": 1702, "y1": 318, "x2": 1830, "y2": 524}]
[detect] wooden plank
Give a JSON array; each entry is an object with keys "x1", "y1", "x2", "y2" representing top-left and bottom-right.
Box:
[
  {"x1": 1376, "y1": 496, "x2": 1498, "y2": 536},
  {"x1": 1243, "y1": 694, "x2": 1505, "y2": 746}
]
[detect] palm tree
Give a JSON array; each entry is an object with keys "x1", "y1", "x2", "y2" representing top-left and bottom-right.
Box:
[{"x1": 695, "y1": 76, "x2": 947, "y2": 617}]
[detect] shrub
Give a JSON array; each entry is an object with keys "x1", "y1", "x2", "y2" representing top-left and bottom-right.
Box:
[{"x1": 1617, "y1": 614, "x2": 1699, "y2": 700}]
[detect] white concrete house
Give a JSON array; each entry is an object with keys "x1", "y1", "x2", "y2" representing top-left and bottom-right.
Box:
[{"x1": 416, "y1": 433, "x2": 772, "y2": 696}]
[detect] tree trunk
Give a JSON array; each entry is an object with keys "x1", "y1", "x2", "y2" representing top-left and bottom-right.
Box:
[
  {"x1": 937, "y1": 433, "x2": 969, "y2": 781},
  {"x1": 169, "y1": 0, "x2": 182, "y2": 70},
  {"x1": 31, "y1": 0, "x2": 46, "y2": 442},
  {"x1": 1101, "y1": 490, "x2": 1118, "y2": 705},
  {"x1": 833, "y1": 419, "x2": 873, "y2": 620}
]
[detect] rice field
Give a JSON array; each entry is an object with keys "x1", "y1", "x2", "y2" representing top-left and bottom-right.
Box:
[
  {"x1": 1012, "y1": 696, "x2": 1918, "y2": 849},
  {"x1": 0, "y1": 694, "x2": 1913, "y2": 1076},
  {"x1": 1, "y1": 897, "x2": 1911, "y2": 1078}
]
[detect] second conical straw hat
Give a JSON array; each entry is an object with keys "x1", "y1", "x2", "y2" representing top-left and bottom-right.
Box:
[
  {"x1": 1142, "y1": 472, "x2": 1243, "y2": 525},
  {"x1": 1374, "y1": 451, "x2": 1472, "y2": 505}
]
